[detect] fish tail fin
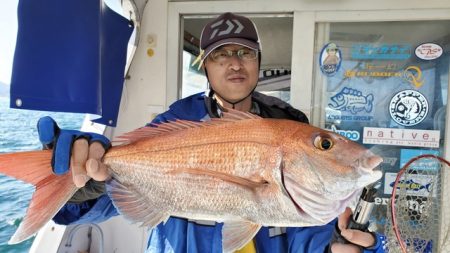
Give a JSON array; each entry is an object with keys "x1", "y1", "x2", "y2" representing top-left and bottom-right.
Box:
[{"x1": 0, "y1": 150, "x2": 78, "y2": 244}]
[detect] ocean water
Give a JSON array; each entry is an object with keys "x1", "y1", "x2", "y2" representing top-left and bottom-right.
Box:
[{"x1": 0, "y1": 97, "x2": 85, "y2": 253}]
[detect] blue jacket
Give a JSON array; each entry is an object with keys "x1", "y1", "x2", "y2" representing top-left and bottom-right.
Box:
[{"x1": 53, "y1": 92, "x2": 385, "y2": 253}]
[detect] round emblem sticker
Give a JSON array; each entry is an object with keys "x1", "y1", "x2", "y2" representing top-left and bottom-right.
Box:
[
  {"x1": 319, "y1": 43, "x2": 342, "y2": 77},
  {"x1": 415, "y1": 43, "x2": 443, "y2": 60},
  {"x1": 389, "y1": 90, "x2": 428, "y2": 126}
]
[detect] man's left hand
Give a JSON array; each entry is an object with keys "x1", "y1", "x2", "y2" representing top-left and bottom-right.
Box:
[{"x1": 331, "y1": 207, "x2": 376, "y2": 253}]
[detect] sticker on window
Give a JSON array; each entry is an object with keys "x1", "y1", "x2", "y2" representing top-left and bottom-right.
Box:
[
  {"x1": 319, "y1": 43, "x2": 342, "y2": 76},
  {"x1": 389, "y1": 90, "x2": 428, "y2": 126},
  {"x1": 415, "y1": 43, "x2": 443, "y2": 60}
]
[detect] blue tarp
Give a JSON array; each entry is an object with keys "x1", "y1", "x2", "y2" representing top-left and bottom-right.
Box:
[{"x1": 10, "y1": 0, "x2": 134, "y2": 126}]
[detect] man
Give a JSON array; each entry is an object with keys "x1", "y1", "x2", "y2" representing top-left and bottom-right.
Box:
[{"x1": 38, "y1": 12, "x2": 384, "y2": 253}]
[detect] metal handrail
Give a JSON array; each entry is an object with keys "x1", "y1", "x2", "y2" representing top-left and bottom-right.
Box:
[{"x1": 65, "y1": 224, "x2": 104, "y2": 253}]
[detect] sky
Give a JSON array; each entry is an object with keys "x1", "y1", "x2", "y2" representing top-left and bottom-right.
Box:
[{"x1": 0, "y1": 0, "x2": 19, "y2": 84}]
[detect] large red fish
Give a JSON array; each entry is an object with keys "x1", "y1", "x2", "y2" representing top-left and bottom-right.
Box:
[{"x1": 0, "y1": 111, "x2": 382, "y2": 252}]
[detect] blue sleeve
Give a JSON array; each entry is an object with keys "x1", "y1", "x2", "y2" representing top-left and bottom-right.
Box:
[
  {"x1": 53, "y1": 194, "x2": 118, "y2": 225},
  {"x1": 147, "y1": 217, "x2": 222, "y2": 253},
  {"x1": 149, "y1": 92, "x2": 208, "y2": 125},
  {"x1": 255, "y1": 220, "x2": 386, "y2": 253},
  {"x1": 150, "y1": 110, "x2": 179, "y2": 124},
  {"x1": 254, "y1": 223, "x2": 334, "y2": 253}
]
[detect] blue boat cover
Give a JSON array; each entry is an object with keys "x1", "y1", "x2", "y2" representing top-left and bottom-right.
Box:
[{"x1": 10, "y1": 0, "x2": 134, "y2": 126}]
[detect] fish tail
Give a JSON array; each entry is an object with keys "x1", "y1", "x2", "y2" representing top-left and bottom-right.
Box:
[{"x1": 0, "y1": 150, "x2": 77, "y2": 244}]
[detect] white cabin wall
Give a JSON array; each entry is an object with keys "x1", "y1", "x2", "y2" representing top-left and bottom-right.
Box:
[{"x1": 113, "y1": 0, "x2": 169, "y2": 136}]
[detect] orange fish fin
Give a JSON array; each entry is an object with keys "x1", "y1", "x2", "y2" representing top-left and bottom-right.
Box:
[
  {"x1": 220, "y1": 109, "x2": 261, "y2": 121},
  {"x1": 112, "y1": 109, "x2": 261, "y2": 146},
  {"x1": 222, "y1": 220, "x2": 261, "y2": 253},
  {"x1": 169, "y1": 168, "x2": 269, "y2": 189},
  {"x1": 0, "y1": 151, "x2": 78, "y2": 243},
  {"x1": 106, "y1": 178, "x2": 169, "y2": 228},
  {"x1": 112, "y1": 120, "x2": 208, "y2": 146}
]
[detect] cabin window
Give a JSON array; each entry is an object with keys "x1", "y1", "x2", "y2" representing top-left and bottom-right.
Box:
[{"x1": 181, "y1": 14, "x2": 293, "y2": 102}]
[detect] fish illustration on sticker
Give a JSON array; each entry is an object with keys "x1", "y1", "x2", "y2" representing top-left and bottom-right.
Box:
[
  {"x1": 328, "y1": 87, "x2": 374, "y2": 115},
  {"x1": 389, "y1": 179, "x2": 432, "y2": 192},
  {"x1": 319, "y1": 43, "x2": 342, "y2": 76}
]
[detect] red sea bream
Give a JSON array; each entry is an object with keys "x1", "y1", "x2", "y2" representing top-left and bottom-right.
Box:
[{"x1": 0, "y1": 111, "x2": 382, "y2": 252}]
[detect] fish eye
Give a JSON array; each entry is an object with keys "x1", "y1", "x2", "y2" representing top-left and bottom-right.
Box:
[{"x1": 313, "y1": 135, "x2": 334, "y2": 151}]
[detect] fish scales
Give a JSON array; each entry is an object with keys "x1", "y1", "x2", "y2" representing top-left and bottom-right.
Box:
[{"x1": 104, "y1": 119, "x2": 301, "y2": 225}]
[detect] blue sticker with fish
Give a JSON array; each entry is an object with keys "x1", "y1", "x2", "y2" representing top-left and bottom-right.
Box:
[
  {"x1": 400, "y1": 149, "x2": 440, "y2": 171},
  {"x1": 389, "y1": 179, "x2": 431, "y2": 192},
  {"x1": 384, "y1": 172, "x2": 435, "y2": 197},
  {"x1": 328, "y1": 87, "x2": 374, "y2": 115},
  {"x1": 319, "y1": 43, "x2": 342, "y2": 76}
]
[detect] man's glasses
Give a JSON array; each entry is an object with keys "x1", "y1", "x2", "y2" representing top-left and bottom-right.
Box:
[{"x1": 209, "y1": 48, "x2": 258, "y2": 63}]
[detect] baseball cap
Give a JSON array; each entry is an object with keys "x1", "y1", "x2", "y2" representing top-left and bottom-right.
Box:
[{"x1": 193, "y1": 12, "x2": 261, "y2": 67}]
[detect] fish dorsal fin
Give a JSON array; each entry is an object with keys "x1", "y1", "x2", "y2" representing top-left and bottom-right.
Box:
[
  {"x1": 220, "y1": 109, "x2": 261, "y2": 120},
  {"x1": 106, "y1": 178, "x2": 169, "y2": 228},
  {"x1": 222, "y1": 220, "x2": 262, "y2": 253},
  {"x1": 113, "y1": 109, "x2": 261, "y2": 146}
]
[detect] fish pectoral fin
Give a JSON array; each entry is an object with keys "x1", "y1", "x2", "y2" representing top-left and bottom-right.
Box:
[
  {"x1": 168, "y1": 168, "x2": 269, "y2": 189},
  {"x1": 106, "y1": 178, "x2": 169, "y2": 229},
  {"x1": 222, "y1": 220, "x2": 262, "y2": 253}
]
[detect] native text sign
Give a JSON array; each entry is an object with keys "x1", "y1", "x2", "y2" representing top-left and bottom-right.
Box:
[{"x1": 362, "y1": 127, "x2": 440, "y2": 148}]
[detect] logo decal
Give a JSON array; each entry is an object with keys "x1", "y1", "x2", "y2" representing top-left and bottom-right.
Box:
[
  {"x1": 319, "y1": 43, "x2": 342, "y2": 76},
  {"x1": 344, "y1": 65, "x2": 425, "y2": 89},
  {"x1": 415, "y1": 43, "x2": 443, "y2": 60},
  {"x1": 400, "y1": 149, "x2": 440, "y2": 171},
  {"x1": 363, "y1": 127, "x2": 440, "y2": 148},
  {"x1": 328, "y1": 87, "x2": 374, "y2": 114},
  {"x1": 210, "y1": 19, "x2": 244, "y2": 39},
  {"x1": 389, "y1": 179, "x2": 431, "y2": 192},
  {"x1": 384, "y1": 172, "x2": 435, "y2": 197},
  {"x1": 327, "y1": 125, "x2": 360, "y2": 141},
  {"x1": 389, "y1": 90, "x2": 428, "y2": 126},
  {"x1": 351, "y1": 44, "x2": 411, "y2": 60},
  {"x1": 402, "y1": 66, "x2": 423, "y2": 88}
]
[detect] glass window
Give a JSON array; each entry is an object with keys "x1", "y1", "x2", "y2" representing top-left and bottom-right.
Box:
[{"x1": 312, "y1": 20, "x2": 450, "y2": 251}]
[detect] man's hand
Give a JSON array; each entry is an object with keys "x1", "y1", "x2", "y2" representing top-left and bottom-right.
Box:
[
  {"x1": 37, "y1": 116, "x2": 111, "y2": 188},
  {"x1": 71, "y1": 138, "x2": 110, "y2": 187},
  {"x1": 331, "y1": 207, "x2": 376, "y2": 253}
]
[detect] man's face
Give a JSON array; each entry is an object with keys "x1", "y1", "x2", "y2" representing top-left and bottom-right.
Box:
[{"x1": 204, "y1": 44, "x2": 259, "y2": 103}]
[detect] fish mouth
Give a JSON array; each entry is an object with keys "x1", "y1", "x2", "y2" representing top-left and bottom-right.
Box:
[
  {"x1": 283, "y1": 173, "x2": 363, "y2": 223},
  {"x1": 351, "y1": 151, "x2": 383, "y2": 172},
  {"x1": 281, "y1": 151, "x2": 383, "y2": 223}
]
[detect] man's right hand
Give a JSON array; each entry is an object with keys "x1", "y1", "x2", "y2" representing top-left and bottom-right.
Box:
[{"x1": 37, "y1": 116, "x2": 111, "y2": 187}]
